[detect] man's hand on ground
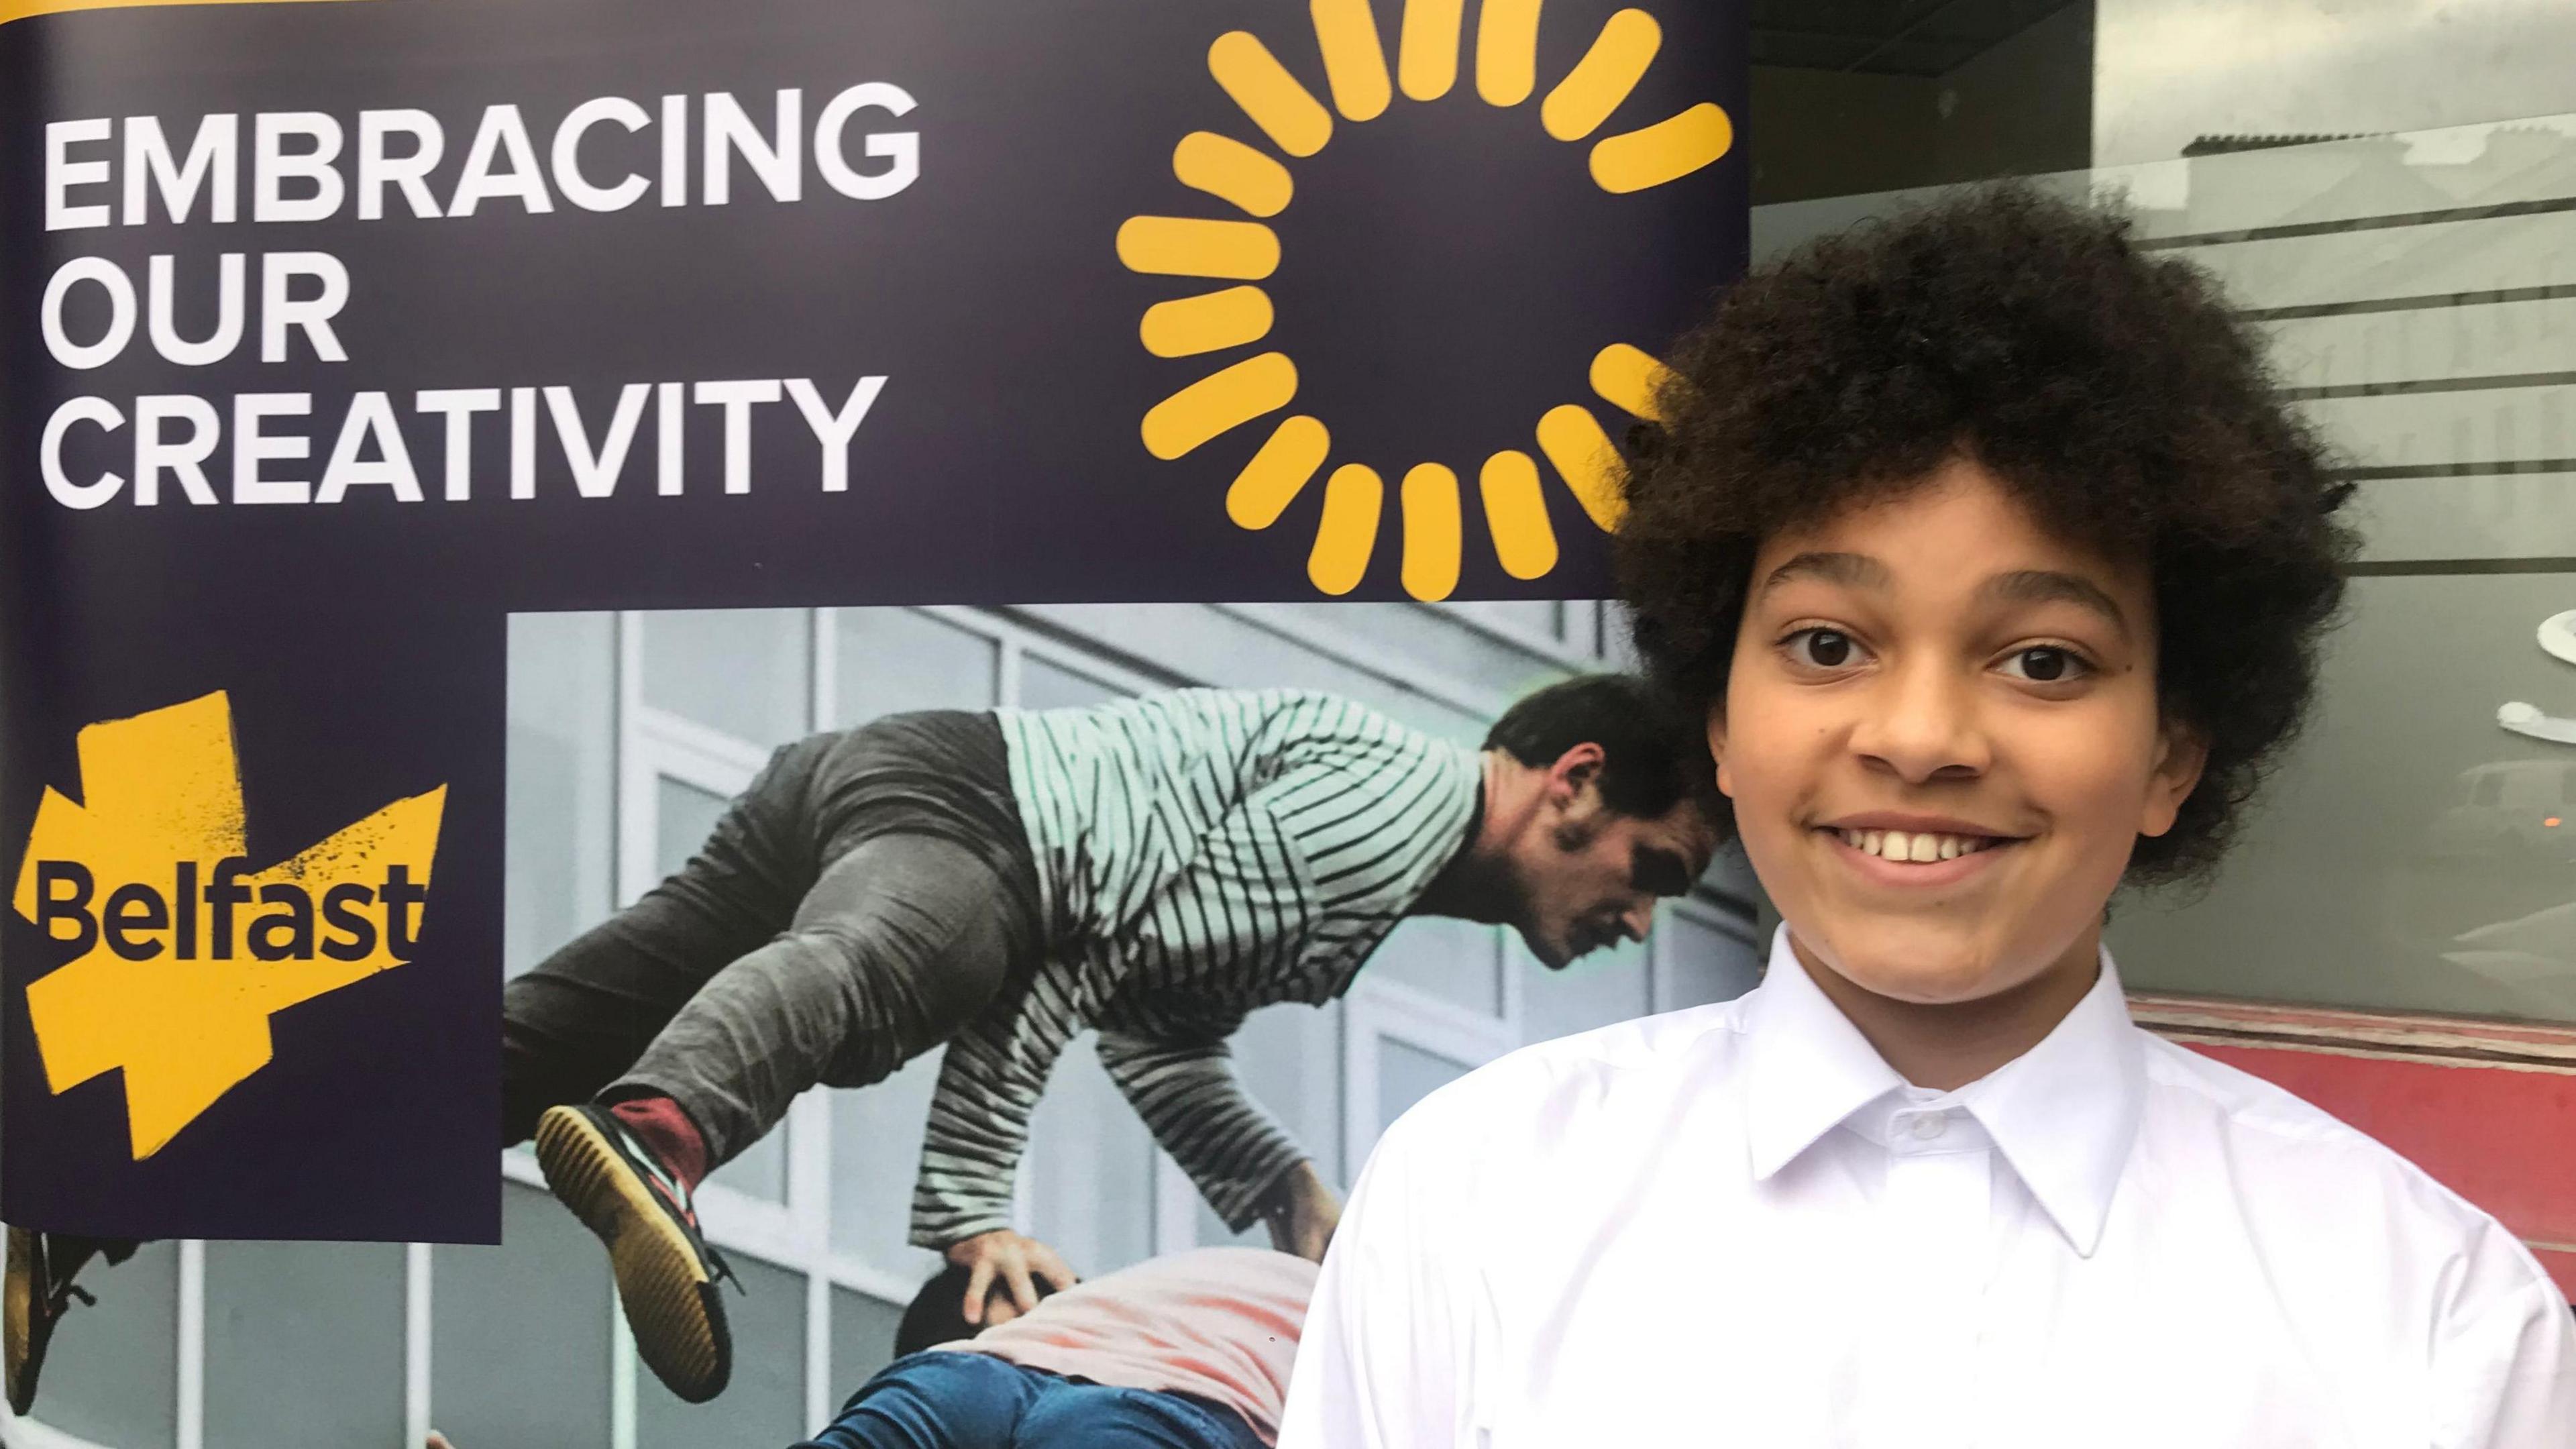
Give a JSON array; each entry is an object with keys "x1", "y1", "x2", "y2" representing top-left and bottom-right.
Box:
[
  {"x1": 945, "y1": 1229, "x2": 1078, "y2": 1326},
  {"x1": 1260, "y1": 1159, "x2": 1342, "y2": 1263}
]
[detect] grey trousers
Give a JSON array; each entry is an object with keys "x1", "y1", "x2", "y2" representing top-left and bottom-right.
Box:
[{"x1": 499, "y1": 713, "x2": 1045, "y2": 1168}]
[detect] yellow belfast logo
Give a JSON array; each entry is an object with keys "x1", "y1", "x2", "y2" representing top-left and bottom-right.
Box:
[
  {"x1": 10, "y1": 692, "x2": 446, "y2": 1157},
  {"x1": 1118, "y1": 0, "x2": 1731, "y2": 599}
]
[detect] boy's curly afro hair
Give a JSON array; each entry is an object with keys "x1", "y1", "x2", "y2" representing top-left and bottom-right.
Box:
[{"x1": 1614, "y1": 183, "x2": 2358, "y2": 885}]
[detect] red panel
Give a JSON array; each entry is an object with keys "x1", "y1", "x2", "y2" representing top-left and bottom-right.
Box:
[
  {"x1": 2538, "y1": 1248, "x2": 2576, "y2": 1302},
  {"x1": 2186, "y1": 1042, "x2": 2576, "y2": 1270}
]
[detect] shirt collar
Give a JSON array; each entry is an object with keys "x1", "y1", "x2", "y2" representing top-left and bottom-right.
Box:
[
  {"x1": 1741, "y1": 928, "x2": 1910, "y2": 1184},
  {"x1": 1739, "y1": 926, "x2": 2147, "y2": 1258}
]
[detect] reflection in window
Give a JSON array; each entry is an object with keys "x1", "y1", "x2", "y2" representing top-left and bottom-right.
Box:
[{"x1": 2113, "y1": 574, "x2": 2576, "y2": 1023}]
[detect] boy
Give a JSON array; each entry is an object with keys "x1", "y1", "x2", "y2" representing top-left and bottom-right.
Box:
[{"x1": 1279, "y1": 187, "x2": 2576, "y2": 1446}]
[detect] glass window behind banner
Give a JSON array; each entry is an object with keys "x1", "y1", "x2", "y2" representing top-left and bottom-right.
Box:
[{"x1": 1743, "y1": 1, "x2": 2576, "y2": 1027}]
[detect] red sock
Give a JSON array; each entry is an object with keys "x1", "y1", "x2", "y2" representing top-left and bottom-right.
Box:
[{"x1": 606, "y1": 1095, "x2": 710, "y2": 1195}]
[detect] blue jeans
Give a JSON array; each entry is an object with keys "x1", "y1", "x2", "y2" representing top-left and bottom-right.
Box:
[{"x1": 794, "y1": 1351, "x2": 1268, "y2": 1449}]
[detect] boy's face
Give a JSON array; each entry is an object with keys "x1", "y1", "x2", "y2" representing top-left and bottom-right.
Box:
[{"x1": 1713, "y1": 458, "x2": 2204, "y2": 1006}]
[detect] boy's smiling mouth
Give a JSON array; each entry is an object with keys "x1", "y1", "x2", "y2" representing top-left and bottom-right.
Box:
[
  {"x1": 1812, "y1": 813, "x2": 2027, "y2": 882},
  {"x1": 1829, "y1": 827, "x2": 2000, "y2": 861}
]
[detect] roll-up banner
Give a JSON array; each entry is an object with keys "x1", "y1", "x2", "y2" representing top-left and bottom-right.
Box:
[{"x1": 2, "y1": 0, "x2": 1743, "y2": 1260}]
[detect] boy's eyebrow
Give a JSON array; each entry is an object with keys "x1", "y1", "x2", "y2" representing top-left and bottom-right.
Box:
[
  {"x1": 1759, "y1": 555, "x2": 2130, "y2": 638},
  {"x1": 1979, "y1": 569, "x2": 2130, "y2": 636},
  {"x1": 1758, "y1": 551, "x2": 1888, "y2": 596}
]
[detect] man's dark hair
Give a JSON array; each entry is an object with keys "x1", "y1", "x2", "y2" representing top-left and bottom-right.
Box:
[
  {"x1": 1485, "y1": 674, "x2": 1717, "y2": 823},
  {"x1": 894, "y1": 1264, "x2": 1070, "y2": 1358},
  {"x1": 1615, "y1": 183, "x2": 2357, "y2": 885}
]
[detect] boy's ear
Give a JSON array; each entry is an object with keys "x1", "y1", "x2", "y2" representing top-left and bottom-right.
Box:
[
  {"x1": 2138, "y1": 720, "x2": 2210, "y2": 838},
  {"x1": 1705, "y1": 702, "x2": 1733, "y2": 800}
]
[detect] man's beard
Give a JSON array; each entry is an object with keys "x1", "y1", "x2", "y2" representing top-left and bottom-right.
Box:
[{"x1": 1532, "y1": 815, "x2": 1607, "y2": 966}]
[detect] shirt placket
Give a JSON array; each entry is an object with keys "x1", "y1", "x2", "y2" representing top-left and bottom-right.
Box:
[{"x1": 1873, "y1": 1105, "x2": 1994, "y2": 1449}]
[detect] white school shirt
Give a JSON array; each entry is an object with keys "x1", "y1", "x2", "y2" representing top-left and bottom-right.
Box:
[{"x1": 1279, "y1": 928, "x2": 2576, "y2": 1448}]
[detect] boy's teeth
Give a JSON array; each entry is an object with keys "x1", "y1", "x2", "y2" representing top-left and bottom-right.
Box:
[{"x1": 1835, "y1": 828, "x2": 1992, "y2": 862}]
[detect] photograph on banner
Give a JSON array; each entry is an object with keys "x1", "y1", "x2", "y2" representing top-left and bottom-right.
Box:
[{"x1": 13, "y1": 598, "x2": 1766, "y2": 1449}]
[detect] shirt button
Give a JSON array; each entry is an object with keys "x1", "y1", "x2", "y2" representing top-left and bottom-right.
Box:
[{"x1": 1909, "y1": 1113, "x2": 1947, "y2": 1140}]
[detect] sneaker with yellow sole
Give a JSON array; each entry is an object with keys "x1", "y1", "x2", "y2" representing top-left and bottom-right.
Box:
[{"x1": 533, "y1": 1104, "x2": 737, "y2": 1403}]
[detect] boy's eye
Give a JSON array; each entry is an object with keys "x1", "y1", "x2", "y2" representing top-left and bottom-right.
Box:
[
  {"x1": 1998, "y1": 645, "x2": 2090, "y2": 683},
  {"x1": 1786, "y1": 628, "x2": 1860, "y2": 668}
]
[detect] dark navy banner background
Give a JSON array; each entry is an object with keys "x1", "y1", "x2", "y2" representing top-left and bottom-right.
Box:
[{"x1": 1, "y1": 0, "x2": 1745, "y2": 1240}]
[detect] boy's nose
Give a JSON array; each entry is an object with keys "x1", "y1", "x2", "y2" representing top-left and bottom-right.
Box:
[{"x1": 1847, "y1": 659, "x2": 1991, "y2": 783}]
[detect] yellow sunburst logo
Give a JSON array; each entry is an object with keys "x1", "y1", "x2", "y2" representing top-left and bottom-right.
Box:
[{"x1": 1117, "y1": 0, "x2": 1731, "y2": 599}]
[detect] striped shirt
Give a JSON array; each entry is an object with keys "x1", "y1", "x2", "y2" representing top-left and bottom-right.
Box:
[{"x1": 910, "y1": 688, "x2": 1483, "y2": 1249}]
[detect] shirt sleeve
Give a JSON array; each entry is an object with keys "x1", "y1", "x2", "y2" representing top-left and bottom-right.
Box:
[
  {"x1": 1095, "y1": 1009, "x2": 1311, "y2": 1232},
  {"x1": 906, "y1": 1006, "x2": 1081, "y2": 1250},
  {"x1": 2432, "y1": 1263, "x2": 2576, "y2": 1448},
  {"x1": 1277, "y1": 1106, "x2": 1487, "y2": 1449}
]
